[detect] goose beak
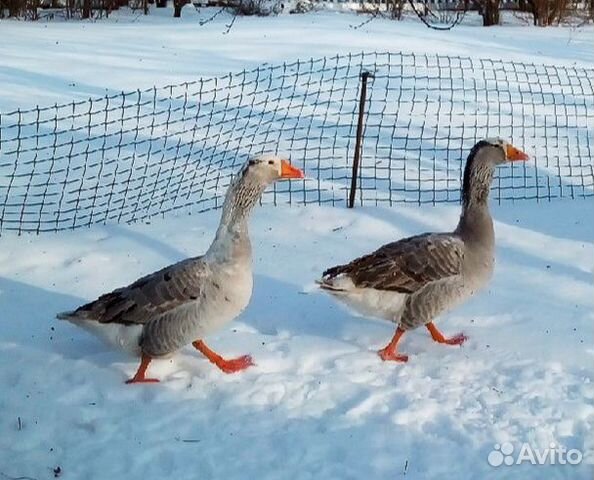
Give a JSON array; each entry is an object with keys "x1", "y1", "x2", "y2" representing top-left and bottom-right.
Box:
[
  {"x1": 506, "y1": 144, "x2": 530, "y2": 162},
  {"x1": 280, "y1": 160, "x2": 304, "y2": 179}
]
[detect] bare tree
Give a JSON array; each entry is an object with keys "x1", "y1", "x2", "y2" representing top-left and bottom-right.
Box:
[
  {"x1": 173, "y1": 0, "x2": 186, "y2": 16},
  {"x1": 473, "y1": 0, "x2": 501, "y2": 25},
  {"x1": 1, "y1": 0, "x2": 40, "y2": 18},
  {"x1": 0, "y1": 0, "x2": 20, "y2": 17},
  {"x1": 525, "y1": 0, "x2": 571, "y2": 25},
  {"x1": 81, "y1": 0, "x2": 91, "y2": 17},
  {"x1": 386, "y1": 0, "x2": 405, "y2": 19}
]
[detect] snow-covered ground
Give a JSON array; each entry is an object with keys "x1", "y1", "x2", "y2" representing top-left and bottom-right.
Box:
[
  {"x1": 0, "y1": 201, "x2": 593, "y2": 479},
  {"x1": 0, "y1": 8, "x2": 593, "y2": 112},
  {"x1": 0, "y1": 8, "x2": 593, "y2": 480}
]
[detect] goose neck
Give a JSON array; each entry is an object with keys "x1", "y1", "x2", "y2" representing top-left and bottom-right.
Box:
[{"x1": 207, "y1": 173, "x2": 265, "y2": 259}]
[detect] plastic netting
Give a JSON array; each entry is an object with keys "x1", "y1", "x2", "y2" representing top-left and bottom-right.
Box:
[{"x1": 0, "y1": 51, "x2": 592, "y2": 233}]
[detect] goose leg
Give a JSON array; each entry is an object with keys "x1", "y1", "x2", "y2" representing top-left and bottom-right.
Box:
[
  {"x1": 192, "y1": 340, "x2": 254, "y2": 374},
  {"x1": 378, "y1": 327, "x2": 409, "y2": 362},
  {"x1": 426, "y1": 322, "x2": 467, "y2": 345},
  {"x1": 126, "y1": 353, "x2": 160, "y2": 384}
]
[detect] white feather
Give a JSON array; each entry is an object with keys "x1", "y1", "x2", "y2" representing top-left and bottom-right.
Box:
[
  {"x1": 324, "y1": 285, "x2": 407, "y2": 322},
  {"x1": 65, "y1": 318, "x2": 143, "y2": 356}
]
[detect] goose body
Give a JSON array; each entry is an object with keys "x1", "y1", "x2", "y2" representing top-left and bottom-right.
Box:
[
  {"x1": 321, "y1": 233, "x2": 478, "y2": 326},
  {"x1": 319, "y1": 139, "x2": 529, "y2": 362},
  {"x1": 60, "y1": 253, "x2": 253, "y2": 358},
  {"x1": 58, "y1": 155, "x2": 304, "y2": 382}
]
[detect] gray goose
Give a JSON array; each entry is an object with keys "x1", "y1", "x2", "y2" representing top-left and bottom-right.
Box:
[
  {"x1": 57, "y1": 155, "x2": 304, "y2": 383},
  {"x1": 318, "y1": 139, "x2": 528, "y2": 362}
]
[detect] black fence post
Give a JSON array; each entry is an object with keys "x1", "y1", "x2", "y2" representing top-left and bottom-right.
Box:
[{"x1": 348, "y1": 71, "x2": 373, "y2": 209}]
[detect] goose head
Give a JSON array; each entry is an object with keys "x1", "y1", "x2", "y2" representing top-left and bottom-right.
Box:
[
  {"x1": 240, "y1": 154, "x2": 304, "y2": 185},
  {"x1": 476, "y1": 138, "x2": 530, "y2": 165},
  {"x1": 462, "y1": 138, "x2": 529, "y2": 207},
  {"x1": 215, "y1": 155, "x2": 304, "y2": 240}
]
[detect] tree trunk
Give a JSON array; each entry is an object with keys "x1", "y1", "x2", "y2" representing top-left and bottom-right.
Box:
[
  {"x1": 481, "y1": 0, "x2": 500, "y2": 25},
  {"x1": 82, "y1": 0, "x2": 91, "y2": 18},
  {"x1": 173, "y1": 0, "x2": 183, "y2": 16},
  {"x1": 527, "y1": 0, "x2": 539, "y2": 25}
]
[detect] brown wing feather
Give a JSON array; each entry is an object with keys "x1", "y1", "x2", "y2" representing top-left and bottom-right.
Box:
[
  {"x1": 71, "y1": 257, "x2": 208, "y2": 325},
  {"x1": 323, "y1": 233, "x2": 464, "y2": 294}
]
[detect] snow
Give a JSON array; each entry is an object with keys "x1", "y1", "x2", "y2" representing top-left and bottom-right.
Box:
[
  {"x1": 0, "y1": 201, "x2": 593, "y2": 479},
  {"x1": 0, "y1": 8, "x2": 593, "y2": 480},
  {"x1": 1, "y1": 9, "x2": 593, "y2": 112}
]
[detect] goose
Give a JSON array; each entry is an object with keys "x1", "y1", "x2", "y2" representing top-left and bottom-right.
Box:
[
  {"x1": 57, "y1": 155, "x2": 304, "y2": 383},
  {"x1": 318, "y1": 139, "x2": 529, "y2": 362}
]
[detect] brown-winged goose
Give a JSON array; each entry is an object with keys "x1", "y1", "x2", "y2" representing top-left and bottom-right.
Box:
[
  {"x1": 57, "y1": 155, "x2": 304, "y2": 383},
  {"x1": 318, "y1": 139, "x2": 529, "y2": 362}
]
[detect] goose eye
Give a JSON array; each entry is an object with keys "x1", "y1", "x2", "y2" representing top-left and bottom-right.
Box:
[
  {"x1": 248, "y1": 160, "x2": 257, "y2": 166},
  {"x1": 268, "y1": 160, "x2": 275, "y2": 165}
]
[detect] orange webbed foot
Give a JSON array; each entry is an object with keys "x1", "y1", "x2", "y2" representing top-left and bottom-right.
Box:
[
  {"x1": 377, "y1": 327, "x2": 408, "y2": 363},
  {"x1": 217, "y1": 354, "x2": 255, "y2": 374},
  {"x1": 441, "y1": 333, "x2": 468, "y2": 345},
  {"x1": 378, "y1": 348, "x2": 409, "y2": 362},
  {"x1": 426, "y1": 322, "x2": 468, "y2": 346},
  {"x1": 192, "y1": 340, "x2": 254, "y2": 374},
  {"x1": 125, "y1": 353, "x2": 159, "y2": 384}
]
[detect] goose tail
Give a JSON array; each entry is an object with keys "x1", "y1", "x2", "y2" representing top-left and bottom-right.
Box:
[
  {"x1": 315, "y1": 278, "x2": 347, "y2": 293},
  {"x1": 56, "y1": 309, "x2": 87, "y2": 322}
]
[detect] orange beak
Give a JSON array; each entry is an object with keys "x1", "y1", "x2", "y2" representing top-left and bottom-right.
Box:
[
  {"x1": 506, "y1": 144, "x2": 530, "y2": 162},
  {"x1": 280, "y1": 160, "x2": 304, "y2": 179}
]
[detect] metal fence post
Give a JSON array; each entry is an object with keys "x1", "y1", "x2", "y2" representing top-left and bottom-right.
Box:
[{"x1": 348, "y1": 70, "x2": 373, "y2": 209}]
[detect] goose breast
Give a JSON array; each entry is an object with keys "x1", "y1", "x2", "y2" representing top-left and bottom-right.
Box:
[{"x1": 139, "y1": 258, "x2": 253, "y2": 357}]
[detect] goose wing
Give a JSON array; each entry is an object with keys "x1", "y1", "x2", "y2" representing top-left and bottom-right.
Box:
[
  {"x1": 62, "y1": 257, "x2": 209, "y2": 325},
  {"x1": 322, "y1": 233, "x2": 464, "y2": 294}
]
